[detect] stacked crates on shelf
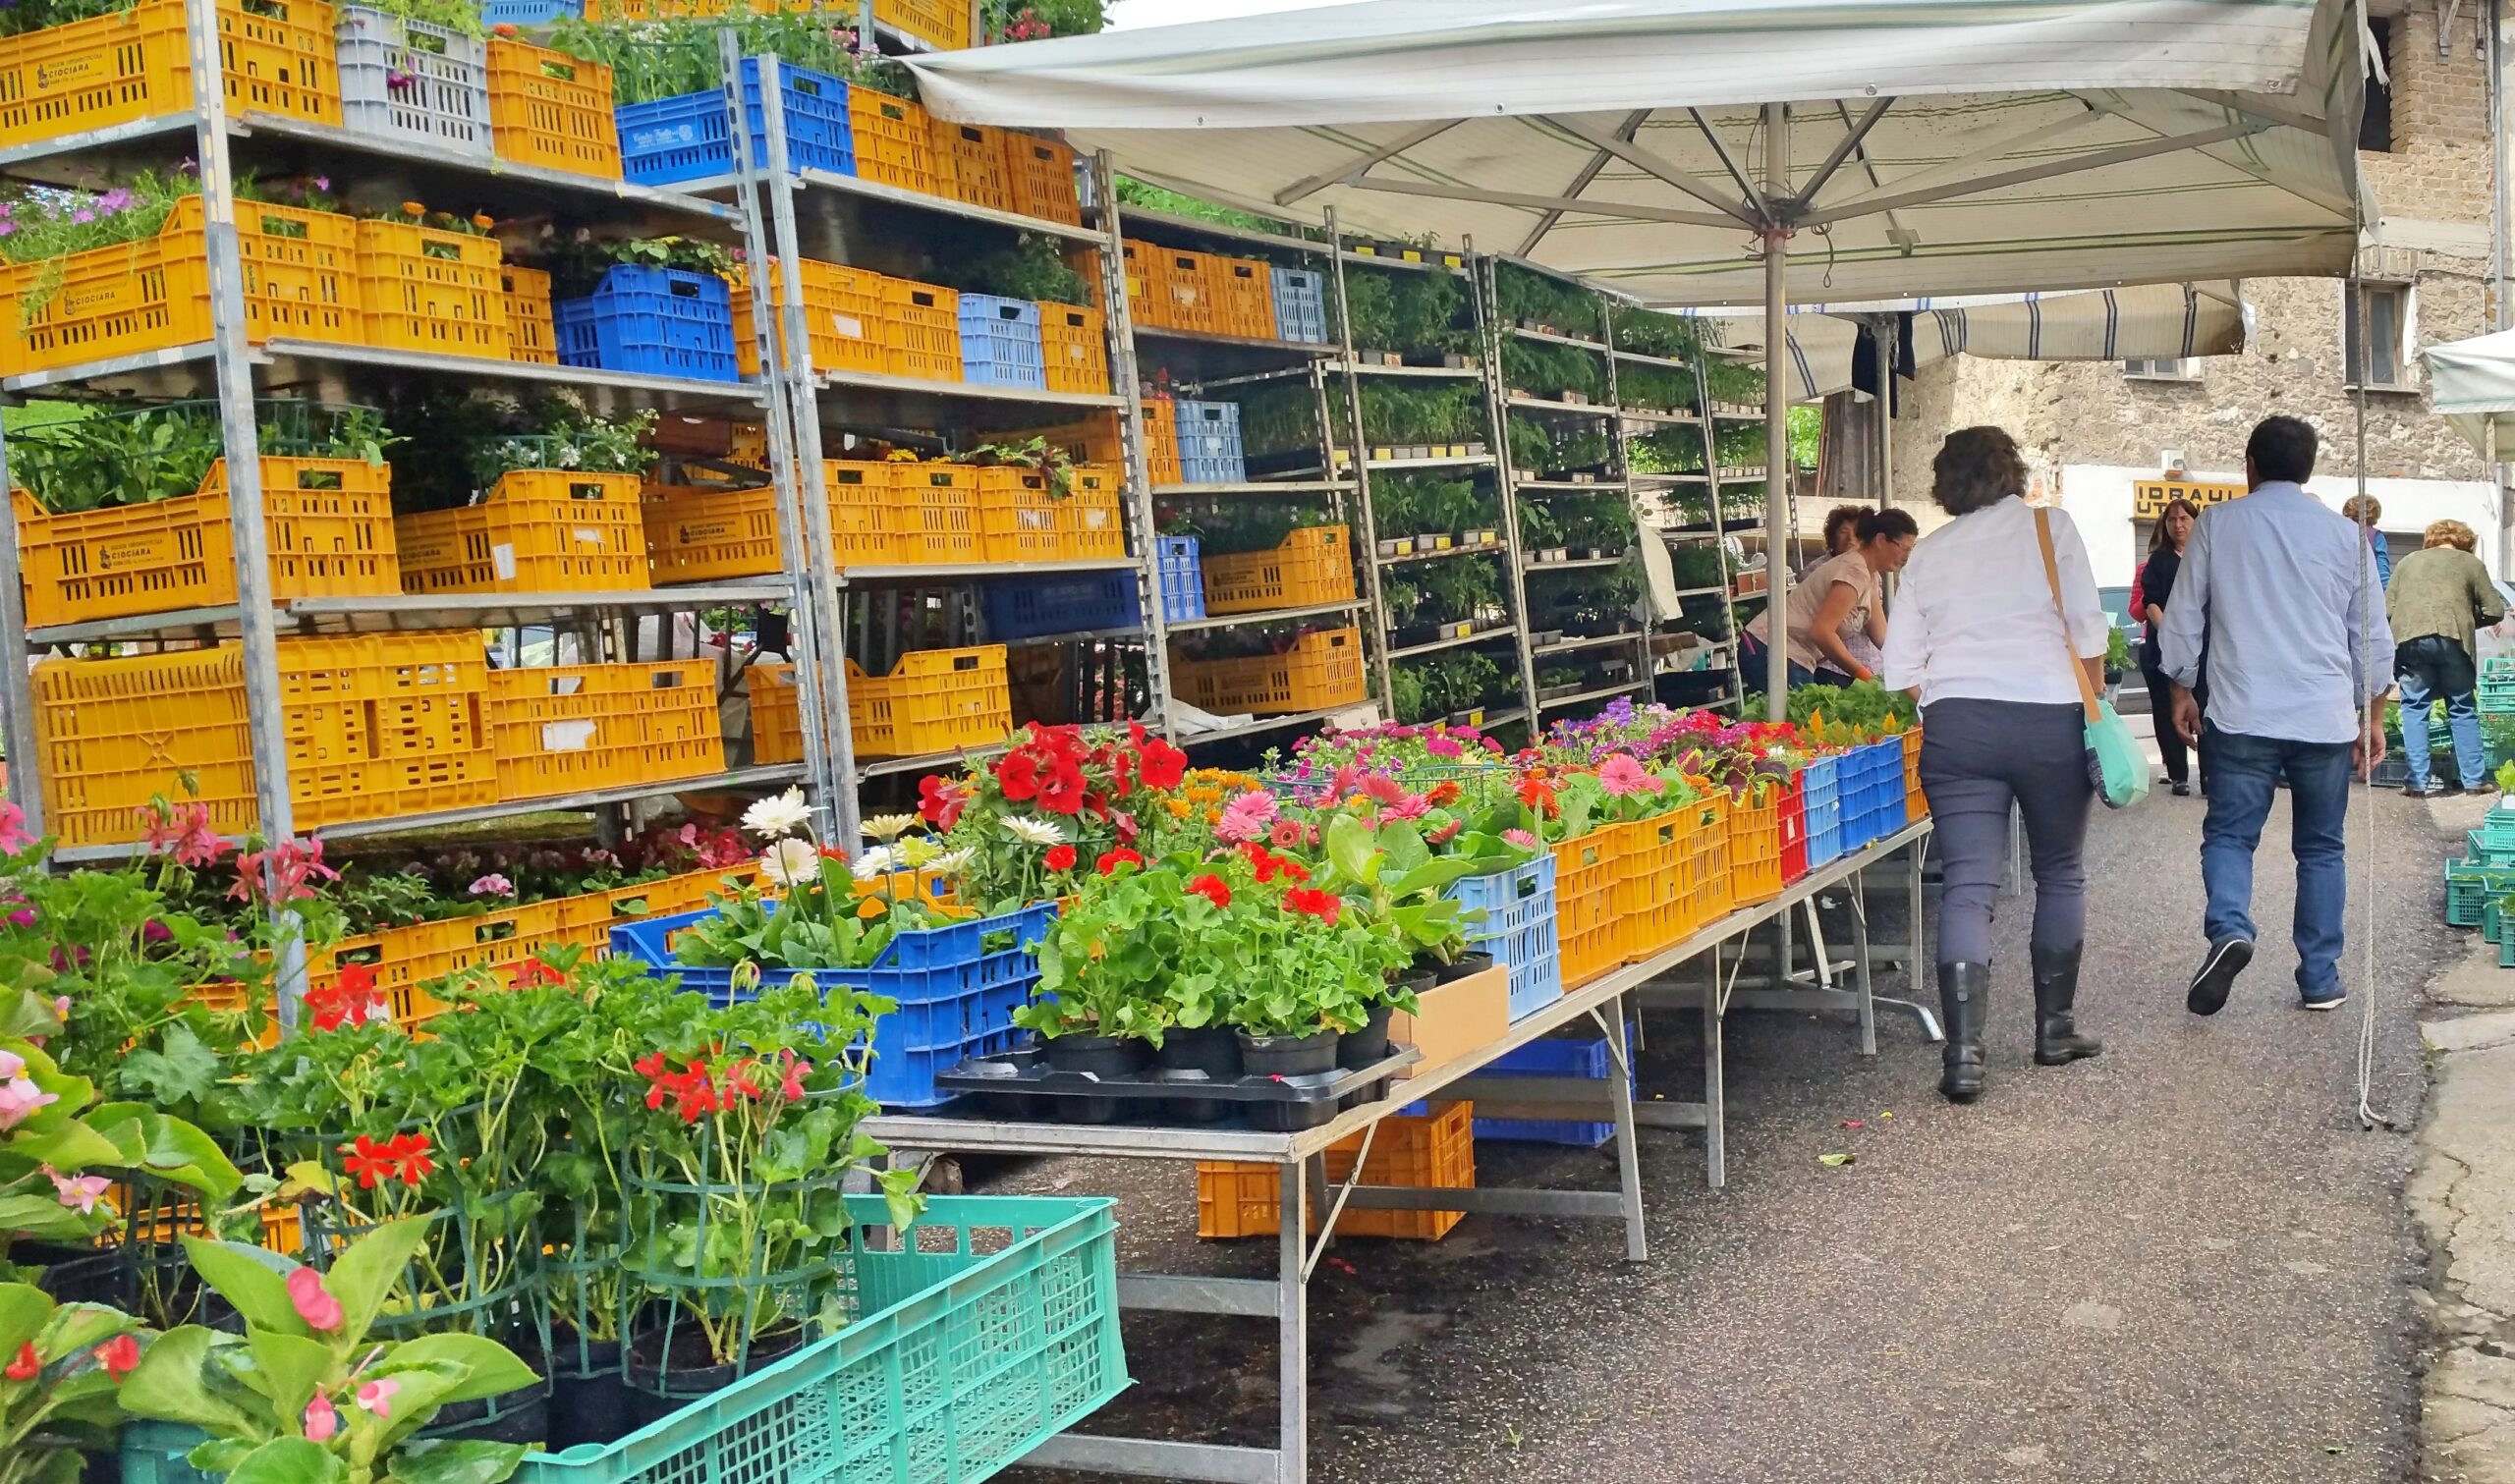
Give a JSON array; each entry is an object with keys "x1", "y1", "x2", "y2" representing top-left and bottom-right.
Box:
[
  {"x1": 1175, "y1": 399, "x2": 1248, "y2": 483},
  {"x1": 855, "y1": 460, "x2": 979, "y2": 568},
  {"x1": 555, "y1": 263, "x2": 740, "y2": 382},
  {"x1": 1842, "y1": 739, "x2": 1907, "y2": 846},
  {"x1": 485, "y1": 659, "x2": 724, "y2": 801},
  {"x1": 1006, "y1": 134, "x2": 1083, "y2": 224},
  {"x1": 1197, "y1": 1101, "x2": 1476, "y2": 1240},
  {"x1": 1450, "y1": 855, "x2": 1562, "y2": 1020},
  {"x1": 1610, "y1": 810, "x2": 1686, "y2": 962},
  {"x1": 0, "y1": 195, "x2": 362, "y2": 378},
  {"x1": 1209, "y1": 256, "x2": 1276, "y2": 340},
  {"x1": 1155, "y1": 535, "x2": 1207, "y2": 623},
  {"x1": 32, "y1": 632, "x2": 496, "y2": 847},
  {"x1": 1271, "y1": 265, "x2": 1329, "y2": 344},
  {"x1": 0, "y1": 0, "x2": 340, "y2": 156},
  {"x1": 930, "y1": 118, "x2": 1012, "y2": 211},
  {"x1": 612, "y1": 904, "x2": 1057, "y2": 1107},
  {"x1": 1801, "y1": 754, "x2": 1846, "y2": 868},
  {"x1": 749, "y1": 661, "x2": 803, "y2": 765},
  {"x1": 1124, "y1": 242, "x2": 1216, "y2": 333},
  {"x1": 1200, "y1": 524, "x2": 1355, "y2": 615},
  {"x1": 848, "y1": 646, "x2": 1012, "y2": 758},
  {"x1": 1037, "y1": 302, "x2": 1110, "y2": 394},
  {"x1": 1550, "y1": 825, "x2": 1624, "y2": 989},
  {"x1": 872, "y1": 0, "x2": 972, "y2": 50},
  {"x1": 15, "y1": 455, "x2": 400, "y2": 628},
  {"x1": 974, "y1": 464, "x2": 1126, "y2": 564},
  {"x1": 1169, "y1": 626, "x2": 1365, "y2": 716},
  {"x1": 336, "y1": 5, "x2": 490, "y2": 156},
  {"x1": 393, "y1": 470, "x2": 647, "y2": 594},
  {"x1": 486, "y1": 36, "x2": 623, "y2": 178},
  {"x1": 957, "y1": 294, "x2": 1046, "y2": 389},
  {"x1": 879, "y1": 276, "x2": 962, "y2": 380},
  {"x1": 1902, "y1": 727, "x2": 1926, "y2": 820},
  {"x1": 731, "y1": 258, "x2": 887, "y2": 378},
  {"x1": 1472, "y1": 1026, "x2": 1632, "y2": 1148},
  {"x1": 1726, "y1": 776, "x2": 1788, "y2": 906},
  {"x1": 616, "y1": 58, "x2": 855, "y2": 186},
  {"x1": 848, "y1": 87, "x2": 940, "y2": 194},
  {"x1": 980, "y1": 571, "x2": 1141, "y2": 642},
  {"x1": 502, "y1": 266, "x2": 557, "y2": 364},
  {"x1": 354, "y1": 215, "x2": 510, "y2": 359},
  {"x1": 642, "y1": 472, "x2": 782, "y2": 584}
]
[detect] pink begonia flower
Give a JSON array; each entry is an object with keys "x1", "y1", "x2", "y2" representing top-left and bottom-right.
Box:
[
  {"x1": 52, "y1": 997, "x2": 70, "y2": 1023},
  {"x1": 468, "y1": 873, "x2": 514, "y2": 897},
  {"x1": 1211, "y1": 790, "x2": 1278, "y2": 844},
  {"x1": 0, "y1": 1050, "x2": 22, "y2": 1079},
  {"x1": 0, "y1": 1075, "x2": 59, "y2": 1131},
  {"x1": 44, "y1": 1166, "x2": 111, "y2": 1214},
  {"x1": 286, "y1": 1267, "x2": 344, "y2": 1333},
  {"x1": 304, "y1": 1394, "x2": 340, "y2": 1443},
  {"x1": 0, "y1": 801, "x2": 29, "y2": 852},
  {"x1": 356, "y1": 1378, "x2": 401, "y2": 1418},
  {"x1": 1382, "y1": 791, "x2": 1432, "y2": 823}
]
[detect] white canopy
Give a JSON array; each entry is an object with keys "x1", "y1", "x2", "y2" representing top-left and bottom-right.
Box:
[
  {"x1": 913, "y1": 0, "x2": 2367, "y2": 306},
  {"x1": 2424, "y1": 329, "x2": 2515, "y2": 462},
  {"x1": 1704, "y1": 281, "x2": 2250, "y2": 400}
]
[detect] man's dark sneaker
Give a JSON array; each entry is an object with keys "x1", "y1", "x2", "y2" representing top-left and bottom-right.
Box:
[
  {"x1": 2299, "y1": 983, "x2": 2348, "y2": 1012},
  {"x1": 2187, "y1": 937, "x2": 2254, "y2": 1017},
  {"x1": 2406, "y1": 780, "x2": 2451, "y2": 798}
]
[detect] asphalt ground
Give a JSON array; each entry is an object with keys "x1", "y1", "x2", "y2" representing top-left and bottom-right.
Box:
[{"x1": 985, "y1": 780, "x2": 2453, "y2": 1484}]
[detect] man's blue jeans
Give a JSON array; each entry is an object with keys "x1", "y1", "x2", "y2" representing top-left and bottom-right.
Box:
[
  {"x1": 2398, "y1": 673, "x2": 2487, "y2": 791},
  {"x1": 2201, "y1": 725, "x2": 2354, "y2": 996}
]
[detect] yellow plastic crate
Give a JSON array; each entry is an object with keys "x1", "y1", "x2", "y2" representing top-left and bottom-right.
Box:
[
  {"x1": 503, "y1": 265, "x2": 557, "y2": 365},
  {"x1": 394, "y1": 470, "x2": 647, "y2": 594},
  {"x1": 872, "y1": 0, "x2": 971, "y2": 49},
  {"x1": 0, "y1": 195, "x2": 361, "y2": 378},
  {"x1": 868, "y1": 461, "x2": 980, "y2": 567},
  {"x1": 1170, "y1": 626, "x2": 1365, "y2": 716},
  {"x1": 0, "y1": 0, "x2": 338, "y2": 152},
  {"x1": 487, "y1": 38, "x2": 622, "y2": 180},
  {"x1": 930, "y1": 117, "x2": 1011, "y2": 211},
  {"x1": 1200, "y1": 524, "x2": 1355, "y2": 616},
  {"x1": 1552, "y1": 824, "x2": 1625, "y2": 989},
  {"x1": 877, "y1": 275, "x2": 961, "y2": 381},
  {"x1": 353, "y1": 217, "x2": 509, "y2": 359},
  {"x1": 1006, "y1": 135, "x2": 1082, "y2": 225},
  {"x1": 1198, "y1": 1102, "x2": 1474, "y2": 1240},
  {"x1": 847, "y1": 89, "x2": 938, "y2": 195},
  {"x1": 1725, "y1": 780, "x2": 1786, "y2": 907},
  {"x1": 847, "y1": 645, "x2": 1010, "y2": 758},
  {"x1": 974, "y1": 464, "x2": 1125, "y2": 564},
  {"x1": 1037, "y1": 302, "x2": 1108, "y2": 395},
  {"x1": 1208, "y1": 255, "x2": 1276, "y2": 341},
  {"x1": 643, "y1": 481, "x2": 780, "y2": 583},
  {"x1": 16, "y1": 456, "x2": 397, "y2": 628},
  {"x1": 485, "y1": 659, "x2": 724, "y2": 801},
  {"x1": 750, "y1": 661, "x2": 802, "y2": 764},
  {"x1": 733, "y1": 259, "x2": 887, "y2": 378},
  {"x1": 33, "y1": 632, "x2": 494, "y2": 848},
  {"x1": 1671, "y1": 794, "x2": 1731, "y2": 943}
]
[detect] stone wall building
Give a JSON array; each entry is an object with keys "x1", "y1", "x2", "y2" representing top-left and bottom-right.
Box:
[{"x1": 1882, "y1": 0, "x2": 2503, "y2": 596}]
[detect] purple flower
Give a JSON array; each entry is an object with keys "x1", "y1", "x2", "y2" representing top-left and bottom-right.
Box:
[
  {"x1": 312, "y1": 175, "x2": 329, "y2": 192},
  {"x1": 386, "y1": 68, "x2": 413, "y2": 89},
  {"x1": 69, "y1": 209, "x2": 92, "y2": 224},
  {"x1": 0, "y1": 201, "x2": 13, "y2": 217},
  {"x1": 96, "y1": 188, "x2": 131, "y2": 212},
  {"x1": 0, "y1": 222, "x2": 16, "y2": 239}
]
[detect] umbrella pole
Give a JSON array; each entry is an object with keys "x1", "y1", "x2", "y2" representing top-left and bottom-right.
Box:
[{"x1": 1763, "y1": 100, "x2": 1793, "y2": 722}]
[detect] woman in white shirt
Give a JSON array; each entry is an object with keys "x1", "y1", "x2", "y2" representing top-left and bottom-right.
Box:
[{"x1": 1881, "y1": 427, "x2": 2109, "y2": 1104}]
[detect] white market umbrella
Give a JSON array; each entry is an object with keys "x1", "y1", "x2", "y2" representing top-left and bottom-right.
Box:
[
  {"x1": 911, "y1": 0, "x2": 2367, "y2": 714},
  {"x1": 2423, "y1": 329, "x2": 2515, "y2": 573}
]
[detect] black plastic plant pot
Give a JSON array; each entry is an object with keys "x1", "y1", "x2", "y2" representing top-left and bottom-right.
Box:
[
  {"x1": 1336, "y1": 1004, "x2": 1397, "y2": 1071},
  {"x1": 1157, "y1": 1025, "x2": 1242, "y2": 1124},
  {"x1": 625, "y1": 1326, "x2": 805, "y2": 1426},
  {"x1": 1432, "y1": 951, "x2": 1495, "y2": 986},
  {"x1": 421, "y1": 1380, "x2": 550, "y2": 1447},
  {"x1": 546, "y1": 1338, "x2": 638, "y2": 1453},
  {"x1": 13, "y1": 1243, "x2": 132, "y2": 1309},
  {"x1": 1043, "y1": 1032, "x2": 1151, "y2": 1125},
  {"x1": 1239, "y1": 1029, "x2": 1343, "y2": 1131}
]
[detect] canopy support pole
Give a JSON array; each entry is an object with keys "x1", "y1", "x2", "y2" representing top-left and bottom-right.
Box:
[{"x1": 1764, "y1": 101, "x2": 1793, "y2": 722}]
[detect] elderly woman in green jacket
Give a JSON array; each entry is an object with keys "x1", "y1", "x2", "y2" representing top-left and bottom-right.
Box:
[{"x1": 2387, "y1": 519, "x2": 2507, "y2": 797}]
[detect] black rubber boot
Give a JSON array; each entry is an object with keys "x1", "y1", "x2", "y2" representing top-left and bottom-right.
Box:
[
  {"x1": 1937, "y1": 962, "x2": 1989, "y2": 1103},
  {"x1": 2031, "y1": 943, "x2": 2102, "y2": 1066}
]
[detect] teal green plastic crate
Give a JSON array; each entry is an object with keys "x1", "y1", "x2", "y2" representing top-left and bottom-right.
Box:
[
  {"x1": 2446, "y1": 862, "x2": 2515, "y2": 926},
  {"x1": 517, "y1": 1194, "x2": 1125, "y2": 1484}
]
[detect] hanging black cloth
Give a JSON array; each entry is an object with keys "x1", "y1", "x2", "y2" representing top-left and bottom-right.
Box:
[{"x1": 1850, "y1": 313, "x2": 1917, "y2": 417}]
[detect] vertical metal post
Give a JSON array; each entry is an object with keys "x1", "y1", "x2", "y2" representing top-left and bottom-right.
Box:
[
  {"x1": 189, "y1": 0, "x2": 303, "y2": 1028},
  {"x1": 1599, "y1": 995, "x2": 1649, "y2": 1260},
  {"x1": 1600, "y1": 300, "x2": 1655, "y2": 703},
  {"x1": 1700, "y1": 967, "x2": 1726, "y2": 1188},
  {"x1": 1470, "y1": 249, "x2": 1540, "y2": 724},
  {"x1": 728, "y1": 38, "x2": 853, "y2": 840},
  {"x1": 1873, "y1": 313, "x2": 1895, "y2": 510},
  {"x1": 1275, "y1": 1160, "x2": 1310, "y2": 1484},
  {"x1": 1323, "y1": 208, "x2": 1396, "y2": 717},
  {"x1": 1698, "y1": 333, "x2": 1748, "y2": 714},
  {"x1": 1091, "y1": 150, "x2": 1176, "y2": 734},
  {"x1": 1760, "y1": 100, "x2": 1793, "y2": 723},
  {"x1": 0, "y1": 415, "x2": 39, "y2": 833}
]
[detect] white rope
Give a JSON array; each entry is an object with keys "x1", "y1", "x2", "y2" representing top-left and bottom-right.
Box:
[{"x1": 2349, "y1": 239, "x2": 2393, "y2": 1132}]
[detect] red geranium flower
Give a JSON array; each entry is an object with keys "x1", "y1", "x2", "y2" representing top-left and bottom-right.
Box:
[
  {"x1": 340, "y1": 1134, "x2": 396, "y2": 1190},
  {"x1": 384, "y1": 1131, "x2": 434, "y2": 1185},
  {"x1": 92, "y1": 1335, "x2": 139, "y2": 1381},
  {"x1": 996, "y1": 751, "x2": 1042, "y2": 802},
  {"x1": 512, "y1": 958, "x2": 561, "y2": 990},
  {"x1": 1043, "y1": 844, "x2": 1077, "y2": 873},
  {"x1": 1095, "y1": 848, "x2": 1143, "y2": 877},
  {"x1": 1187, "y1": 873, "x2": 1231, "y2": 909},
  {"x1": 1038, "y1": 761, "x2": 1089, "y2": 816},
  {"x1": 5, "y1": 1342, "x2": 37, "y2": 1381},
  {"x1": 1283, "y1": 887, "x2": 1341, "y2": 926},
  {"x1": 918, "y1": 774, "x2": 968, "y2": 830},
  {"x1": 1139, "y1": 739, "x2": 1187, "y2": 791}
]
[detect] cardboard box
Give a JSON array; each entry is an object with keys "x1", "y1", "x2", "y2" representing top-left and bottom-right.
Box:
[{"x1": 1389, "y1": 960, "x2": 1510, "y2": 1076}]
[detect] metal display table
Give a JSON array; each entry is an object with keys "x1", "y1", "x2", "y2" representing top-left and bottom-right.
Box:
[{"x1": 863, "y1": 819, "x2": 1933, "y2": 1484}]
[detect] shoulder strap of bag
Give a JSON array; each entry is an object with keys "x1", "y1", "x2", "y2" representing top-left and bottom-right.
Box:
[{"x1": 2034, "y1": 506, "x2": 2102, "y2": 724}]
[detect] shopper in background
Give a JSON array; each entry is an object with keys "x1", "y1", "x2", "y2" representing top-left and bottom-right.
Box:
[
  {"x1": 2387, "y1": 518, "x2": 2505, "y2": 797},
  {"x1": 2341, "y1": 494, "x2": 2392, "y2": 590},
  {"x1": 1883, "y1": 427, "x2": 2106, "y2": 1103},
  {"x1": 2158, "y1": 416, "x2": 2394, "y2": 1016},
  {"x1": 2139, "y1": 499, "x2": 2202, "y2": 797},
  {"x1": 1820, "y1": 504, "x2": 1890, "y2": 679},
  {"x1": 1741, "y1": 506, "x2": 1918, "y2": 688}
]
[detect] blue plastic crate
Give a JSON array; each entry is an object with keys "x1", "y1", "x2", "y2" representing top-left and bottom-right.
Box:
[
  {"x1": 611, "y1": 903, "x2": 1055, "y2": 1107},
  {"x1": 958, "y1": 294, "x2": 1046, "y2": 389},
  {"x1": 1270, "y1": 265, "x2": 1327, "y2": 344},
  {"x1": 1472, "y1": 1023, "x2": 1633, "y2": 1148},
  {"x1": 1802, "y1": 755, "x2": 1845, "y2": 868},
  {"x1": 983, "y1": 570, "x2": 1142, "y2": 640},
  {"x1": 617, "y1": 60, "x2": 857, "y2": 187},
  {"x1": 1174, "y1": 399, "x2": 1247, "y2": 484},
  {"x1": 1155, "y1": 535, "x2": 1206, "y2": 623},
  {"x1": 1449, "y1": 855, "x2": 1562, "y2": 1020},
  {"x1": 1840, "y1": 741, "x2": 1904, "y2": 849},
  {"x1": 555, "y1": 264, "x2": 740, "y2": 383},
  {"x1": 479, "y1": 0, "x2": 577, "y2": 22}
]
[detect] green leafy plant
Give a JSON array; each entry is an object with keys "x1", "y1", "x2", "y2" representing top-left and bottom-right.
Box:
[
  {"x1": 469, "y1": 402, "x2": 659, "y2": 487},
  {"x1": 0, "y1": 1284, "x2": 145, "y2": 1484},
  {"x1": 1020, "y1": 860, "x2": 1205, "y2": 1044},
  {"x1": 1611, "y1": 308, "x2": 1702, "y2": 360},
  {"x1": 971, "y1": 435, "x2": 1079, "y2": 499},
  {"x1": 547, "y1": 15, "x2": 912, "y2": 106},
  {"x1": 543, "y1": 236, "x2": 737, "y2": 300},
  {"x1": 14, "y1": 402, "x2": 396, "y2": 516},
  {"x1": 1501, "y1": 339, "x2": 1605, "y2": 400},
  {"x1": 933, "y1": 233, "x2": 1092, "y2": 306},
  {"x1": 1493, "y1": 263, "x2": 1602, "y2": 339}
]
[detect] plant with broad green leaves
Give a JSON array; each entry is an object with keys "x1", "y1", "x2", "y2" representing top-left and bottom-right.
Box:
[
  {"x1": 117, "y1": 1218, "x2": 540, "y2": 1484},
  {"x1": 0, "y1": 1285, "x2": 146, "y2": 1484}
]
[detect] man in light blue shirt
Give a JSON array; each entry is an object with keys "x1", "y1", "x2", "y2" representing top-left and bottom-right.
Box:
[{"x1": 2158, "y1": 416, "x2": 2393, "y2": 1015}]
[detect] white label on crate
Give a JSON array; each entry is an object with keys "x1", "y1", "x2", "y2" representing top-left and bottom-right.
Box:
[
  {"x1": 571, "y1": 526, "x2": 602, "y2": 547},
  {"x1": 491, "y1": 543, "x2": 517, "y2": 580},
  {"x1": 540, "y1": 720, "x2": 597, "y2": 753},
  {"x1": 832, "y1": 313, "x2": 865, "y2": 340}
]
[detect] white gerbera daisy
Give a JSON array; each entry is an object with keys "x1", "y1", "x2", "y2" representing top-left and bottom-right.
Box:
[
  {"x1": 743, "y1": 788, "x2": 812, "y2": 840},
  {"x1": 1001, "y1": 816, "x2": 1065, "y2": 847},
  {"x1": 758, "y1": 837, "x2": 821, "y2": 888},
  {"x1": 861, "y1": 812, "x2": 919, "y2": 842},
  {"x1": 850, "y1": 845, "x2": 898, "y2": 880}
]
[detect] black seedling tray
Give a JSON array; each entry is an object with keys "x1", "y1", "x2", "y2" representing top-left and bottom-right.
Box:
[{"x1": 932, "y1": 1042, "x2": 1422, "y2": 1129}]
